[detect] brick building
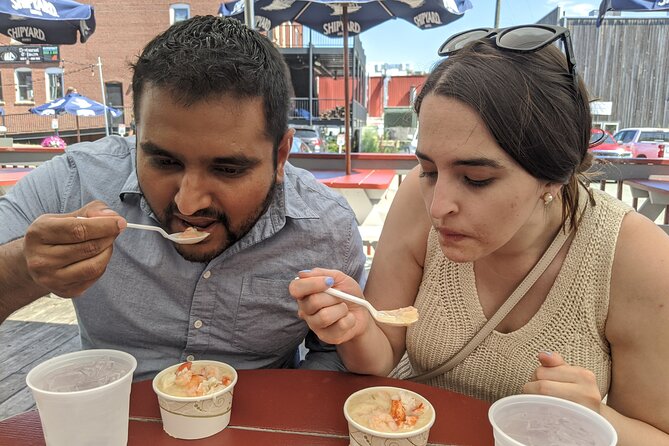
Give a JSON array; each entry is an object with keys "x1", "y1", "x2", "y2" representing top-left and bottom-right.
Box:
[
  {"x1": 0, "y1": 1, "x2": 226, "y2": 138},
  {"x1": 1, "y1": 1, "x2": 369, "y2": 142}
]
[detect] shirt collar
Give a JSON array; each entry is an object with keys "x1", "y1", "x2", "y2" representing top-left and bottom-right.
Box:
[
  {"x1": 282, "y1": 163, "x2": 319, "y2": 220},
  {"x1": 119, "y1": 139, "x2": 140, "y2": 198}
]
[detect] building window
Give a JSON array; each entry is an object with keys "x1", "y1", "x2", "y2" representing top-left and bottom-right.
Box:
[
  {"x1": 170, "y1": 4, "x2": 190, "y2": 24},
  {"x1": 0, "y1": 72, "x2": 4, "y2": 104},
  {"x1": 45, "y1": 68, "x2": 64, "y2": 101},
  {"x1": 15, "y1": 68, "x2": 34, "y2": 103}
]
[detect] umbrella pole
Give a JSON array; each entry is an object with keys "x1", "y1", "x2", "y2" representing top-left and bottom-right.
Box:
[
  {"x1": 343, "y1": 5, "x2": 351, "y2": 175},
  {"x1": 76, "y1": 115, "x2": 81, "y2": 142}
]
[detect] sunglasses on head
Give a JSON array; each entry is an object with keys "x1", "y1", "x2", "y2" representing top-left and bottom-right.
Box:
[{"x1": 438, "y1": 25, "x2": 578, "y2": 90}]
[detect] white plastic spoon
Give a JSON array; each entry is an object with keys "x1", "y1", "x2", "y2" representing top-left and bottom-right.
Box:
[
  {"x1": 125, "y1": 223, "x2": 210, "y2": 245},
  {"x1": 323, "y1": 287, "x2": 419, "y2": 326},
  {"x1": 77, "y1": 217, "x2": 209, "y2": 245}
]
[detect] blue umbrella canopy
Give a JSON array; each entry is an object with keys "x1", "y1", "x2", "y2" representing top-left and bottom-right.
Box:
[
  {"x1": 0, "y1": 0, "x2": 96, "y2": 44},
  {"x1": 220, "y1": 0, "x2": 471, "y2": 36},
  {"x1": 597, "y1": 0, "x2": 669, "y2": 26},
  {"x1": 30, "y1": 92, "x2": 121, "y2": 117}
]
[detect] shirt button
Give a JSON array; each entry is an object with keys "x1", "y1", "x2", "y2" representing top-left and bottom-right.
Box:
[
  {"x1": 194, "y1": 320, "x2": 203, "y2": 329},
  {"x1": 186, "y1": 354, "x2": 195, "y2": 361},
  {"x1": 203, "y1": 271, "x2": 211, "y2": 279}
]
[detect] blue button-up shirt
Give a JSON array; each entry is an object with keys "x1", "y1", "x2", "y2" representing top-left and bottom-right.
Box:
[{"x1": 0, "y1": 136, "x2": 367, "y2": 380}]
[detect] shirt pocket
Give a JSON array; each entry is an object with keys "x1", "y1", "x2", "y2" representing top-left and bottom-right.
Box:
[{"x1": 233, "y1": 276, "x2": 306, "y2": 356}]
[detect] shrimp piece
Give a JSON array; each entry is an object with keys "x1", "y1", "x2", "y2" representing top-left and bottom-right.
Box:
[
  {"x1": 203, "y1": 365, "x2": 223, "y2": 380},
  {"x1": 368, "y1": 413, "x2": 398, "y2": 432},
  {"x1": 411, "y1": 402, "x2": 425, "y2": 416},
  {"x1": 390, "y1": 399, "x2": 406, "y2": 426},
  {"x1": 405, "y1": 415, "x2": 418, "y2": 427},
  {"x1": 174, "y1": 362, "x2": 193, "y2": 386},
  {"x1": 186, "y1": 374, "x2": 205, "y2": 396}
]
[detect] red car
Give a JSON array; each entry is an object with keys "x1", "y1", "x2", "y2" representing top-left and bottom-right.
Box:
[
  {"x1": 589, "y1": 129, "x2": 632, "y2": 158},
  {"x1": 613, "y1": 128, "x2": 668, "y2": 159}
]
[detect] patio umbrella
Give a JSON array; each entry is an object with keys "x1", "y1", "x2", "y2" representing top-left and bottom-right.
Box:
[
  {"x1": 220, "y1": 0, "x2": 471, "y2": 174},
  {"x1": 597, "y1": 0, "x2": 669, "y2": 26},
  {"x1": 30, "y1": 92, "x2": 122, "y2": 142},
  {"x1": 0, "y1": 0, "x2": 96, "y2": 44}
]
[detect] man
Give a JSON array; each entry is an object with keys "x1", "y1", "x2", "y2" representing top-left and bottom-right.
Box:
[{"x1": 0, "y1": 16, "x2": 366, "y2": 380}]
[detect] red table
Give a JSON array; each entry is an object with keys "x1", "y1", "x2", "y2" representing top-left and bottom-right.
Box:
[
  {"x1": 0, "y1": 147, "x2": 64, "y2": 166},
  {"x1": 311, "y1": 169, "x2": 396, "y2": 224},
  {"x1": 0, "y1": 369, "x2": 493, "y2": 445},
  {"x1": 0, "y1": 167, "x2": 33, "y2": 195}
]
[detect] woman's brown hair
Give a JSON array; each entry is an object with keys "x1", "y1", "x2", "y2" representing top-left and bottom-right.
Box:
[{"x1": 415, "y1": 39, "x2": 594, "y2": 232}]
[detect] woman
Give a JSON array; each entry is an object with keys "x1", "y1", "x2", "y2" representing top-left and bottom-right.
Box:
[{"x1": 290, "y1": 25, "x2": 669, "y2": 444}]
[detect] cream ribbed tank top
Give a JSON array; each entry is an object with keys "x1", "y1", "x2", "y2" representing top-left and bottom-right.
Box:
[{"x1": 405, "y1": 188, "x2": 632, "y2": 402}]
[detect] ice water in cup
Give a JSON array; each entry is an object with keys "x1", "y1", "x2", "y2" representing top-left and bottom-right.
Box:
[
  {"x1": 26, "y1": 349, "x2": 137, "y2": 446},
  {"x1": 495, "y1": 404, "x2": 608, "y2": 445},
  {"x1": 39, "y1": 355, "x2": 132, "y2": 392},
  {"x1": 488, "y1": 395, "x2": 617, "y2": 446}
]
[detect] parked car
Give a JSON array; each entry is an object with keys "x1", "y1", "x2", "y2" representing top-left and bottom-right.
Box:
[
  {"x1": 588, "y1": 128, "x2": 632, "y2": 158},
  {"x1": 613, "y1": 127, "x2": 668, "y2": 158},
  {"x1": 290, "y1": 125, "x2": 323, "y2": 153},
  {"x1": 290, "y1": 135, "x2": 310, "y2": 153}
]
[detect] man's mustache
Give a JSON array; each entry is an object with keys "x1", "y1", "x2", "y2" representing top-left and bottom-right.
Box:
[{"x1": 164, "y1": 203, "x2": 228, "y2": 224}]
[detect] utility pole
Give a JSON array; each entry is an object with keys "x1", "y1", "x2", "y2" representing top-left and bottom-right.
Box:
[
  {"x1": 98, "y1": 57, "x2": 110, "y2": 136},
  {"x1": 244, "y1": 0, "x2": 254, "y2": 29},
  {"x1": 494, "y1": 0, "x2": 501, "y2": 27}
]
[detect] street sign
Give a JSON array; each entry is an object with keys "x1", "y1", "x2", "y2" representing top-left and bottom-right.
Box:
[
  {"x1": 590, "y1": 101, "x2": 613, "y2": 116},
  {"x1": 336, "y1": 133, "x2": 345, "y2": 153},
  {"x1": 0, "y1": 45, "x2": 60, "y2": 64}
]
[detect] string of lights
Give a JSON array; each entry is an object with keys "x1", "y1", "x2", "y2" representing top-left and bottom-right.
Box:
[{"x1": 0, "y1": 64, "x2": 98, "y2": 90}]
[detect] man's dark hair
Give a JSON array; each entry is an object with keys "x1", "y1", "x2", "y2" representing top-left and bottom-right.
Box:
[{"x1": 131, "y1": 15, "x2": 290, "y2": 149}]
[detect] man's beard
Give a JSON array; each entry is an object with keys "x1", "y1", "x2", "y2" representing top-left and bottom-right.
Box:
[{"x1": 163, "y1": 176, "x2": 278, "y2": 263}]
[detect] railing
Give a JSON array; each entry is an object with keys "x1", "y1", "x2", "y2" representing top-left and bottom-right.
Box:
[
  {"x1": 290, "y1": 98, "x2": 366, "y2": 123},
  {"x1": 290, "y1": 98, "x2": 345, "y2": 120},
  {"x1": 4, "y1": 97, "x2": 366, "y2": 140},
  {"x1": 1, "y1": 106, "x2": 133, "y2": 140},
  {"x1": 270, "y1": 24, "x2": 359, "y2": 49}
]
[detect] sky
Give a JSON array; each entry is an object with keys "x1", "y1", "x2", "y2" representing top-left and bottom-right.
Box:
[{"x1": 359, "y1": 0, "x2": 602, "y2": 72}]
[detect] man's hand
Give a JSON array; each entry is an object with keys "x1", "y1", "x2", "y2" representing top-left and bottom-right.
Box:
[
  {"x1": 23, "y1": 200, "x2": 126, "y2": 297},
  {"x1": 523, "y1": 351, "x2": 604, "y2": 413}
]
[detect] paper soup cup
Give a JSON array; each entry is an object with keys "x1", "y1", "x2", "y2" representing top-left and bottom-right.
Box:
[
  {"x1": 152, "y1": 360, "x2": 238, "y2": 440},
  {"x1": 344, "y1": 386, "x2": 436, "y2": 446},
  {"x1": 488, "y1": 394, "x2": 617, "y2": 446}
]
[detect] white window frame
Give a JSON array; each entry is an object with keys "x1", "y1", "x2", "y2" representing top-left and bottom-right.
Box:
[
  {"x1": 14, "y1": 68, "x2": 34, "y2": 103},
  {"x1": 45, "y1": 67, "x2": 64, "y2": 101},
  {"x1": 594, "y1": 121, "x2": 620, "y2": 135},
  {"x1": 170, "y1": 3, "x2": 190, "y2": 24}
]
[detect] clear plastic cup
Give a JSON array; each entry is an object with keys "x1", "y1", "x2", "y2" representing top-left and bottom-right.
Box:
[
  {"x1": 152, "y1": 360, "x2": 238, "y2": 440},
  {"x1": 25, "y1": 349, "x2": 137, "y2": 446},
  {"x1": 343, "y1": 386, "x2": 436, "y2": 446},
  {"x1": 488, "y1": 394, "x2": 617, "y2": 446}
]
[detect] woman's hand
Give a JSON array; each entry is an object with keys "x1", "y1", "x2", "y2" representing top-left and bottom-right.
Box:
[
  {"x1": 289, "y1": 268, "x2": 372, "y2": 345},
  {"x1": 522, "y1": 351, "x2": 604, "y2": 413}
]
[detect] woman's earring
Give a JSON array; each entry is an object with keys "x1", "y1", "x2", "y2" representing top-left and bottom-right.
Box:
[{"x1": 542, "y1": 192, "x2": 554, "y2": 206}]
